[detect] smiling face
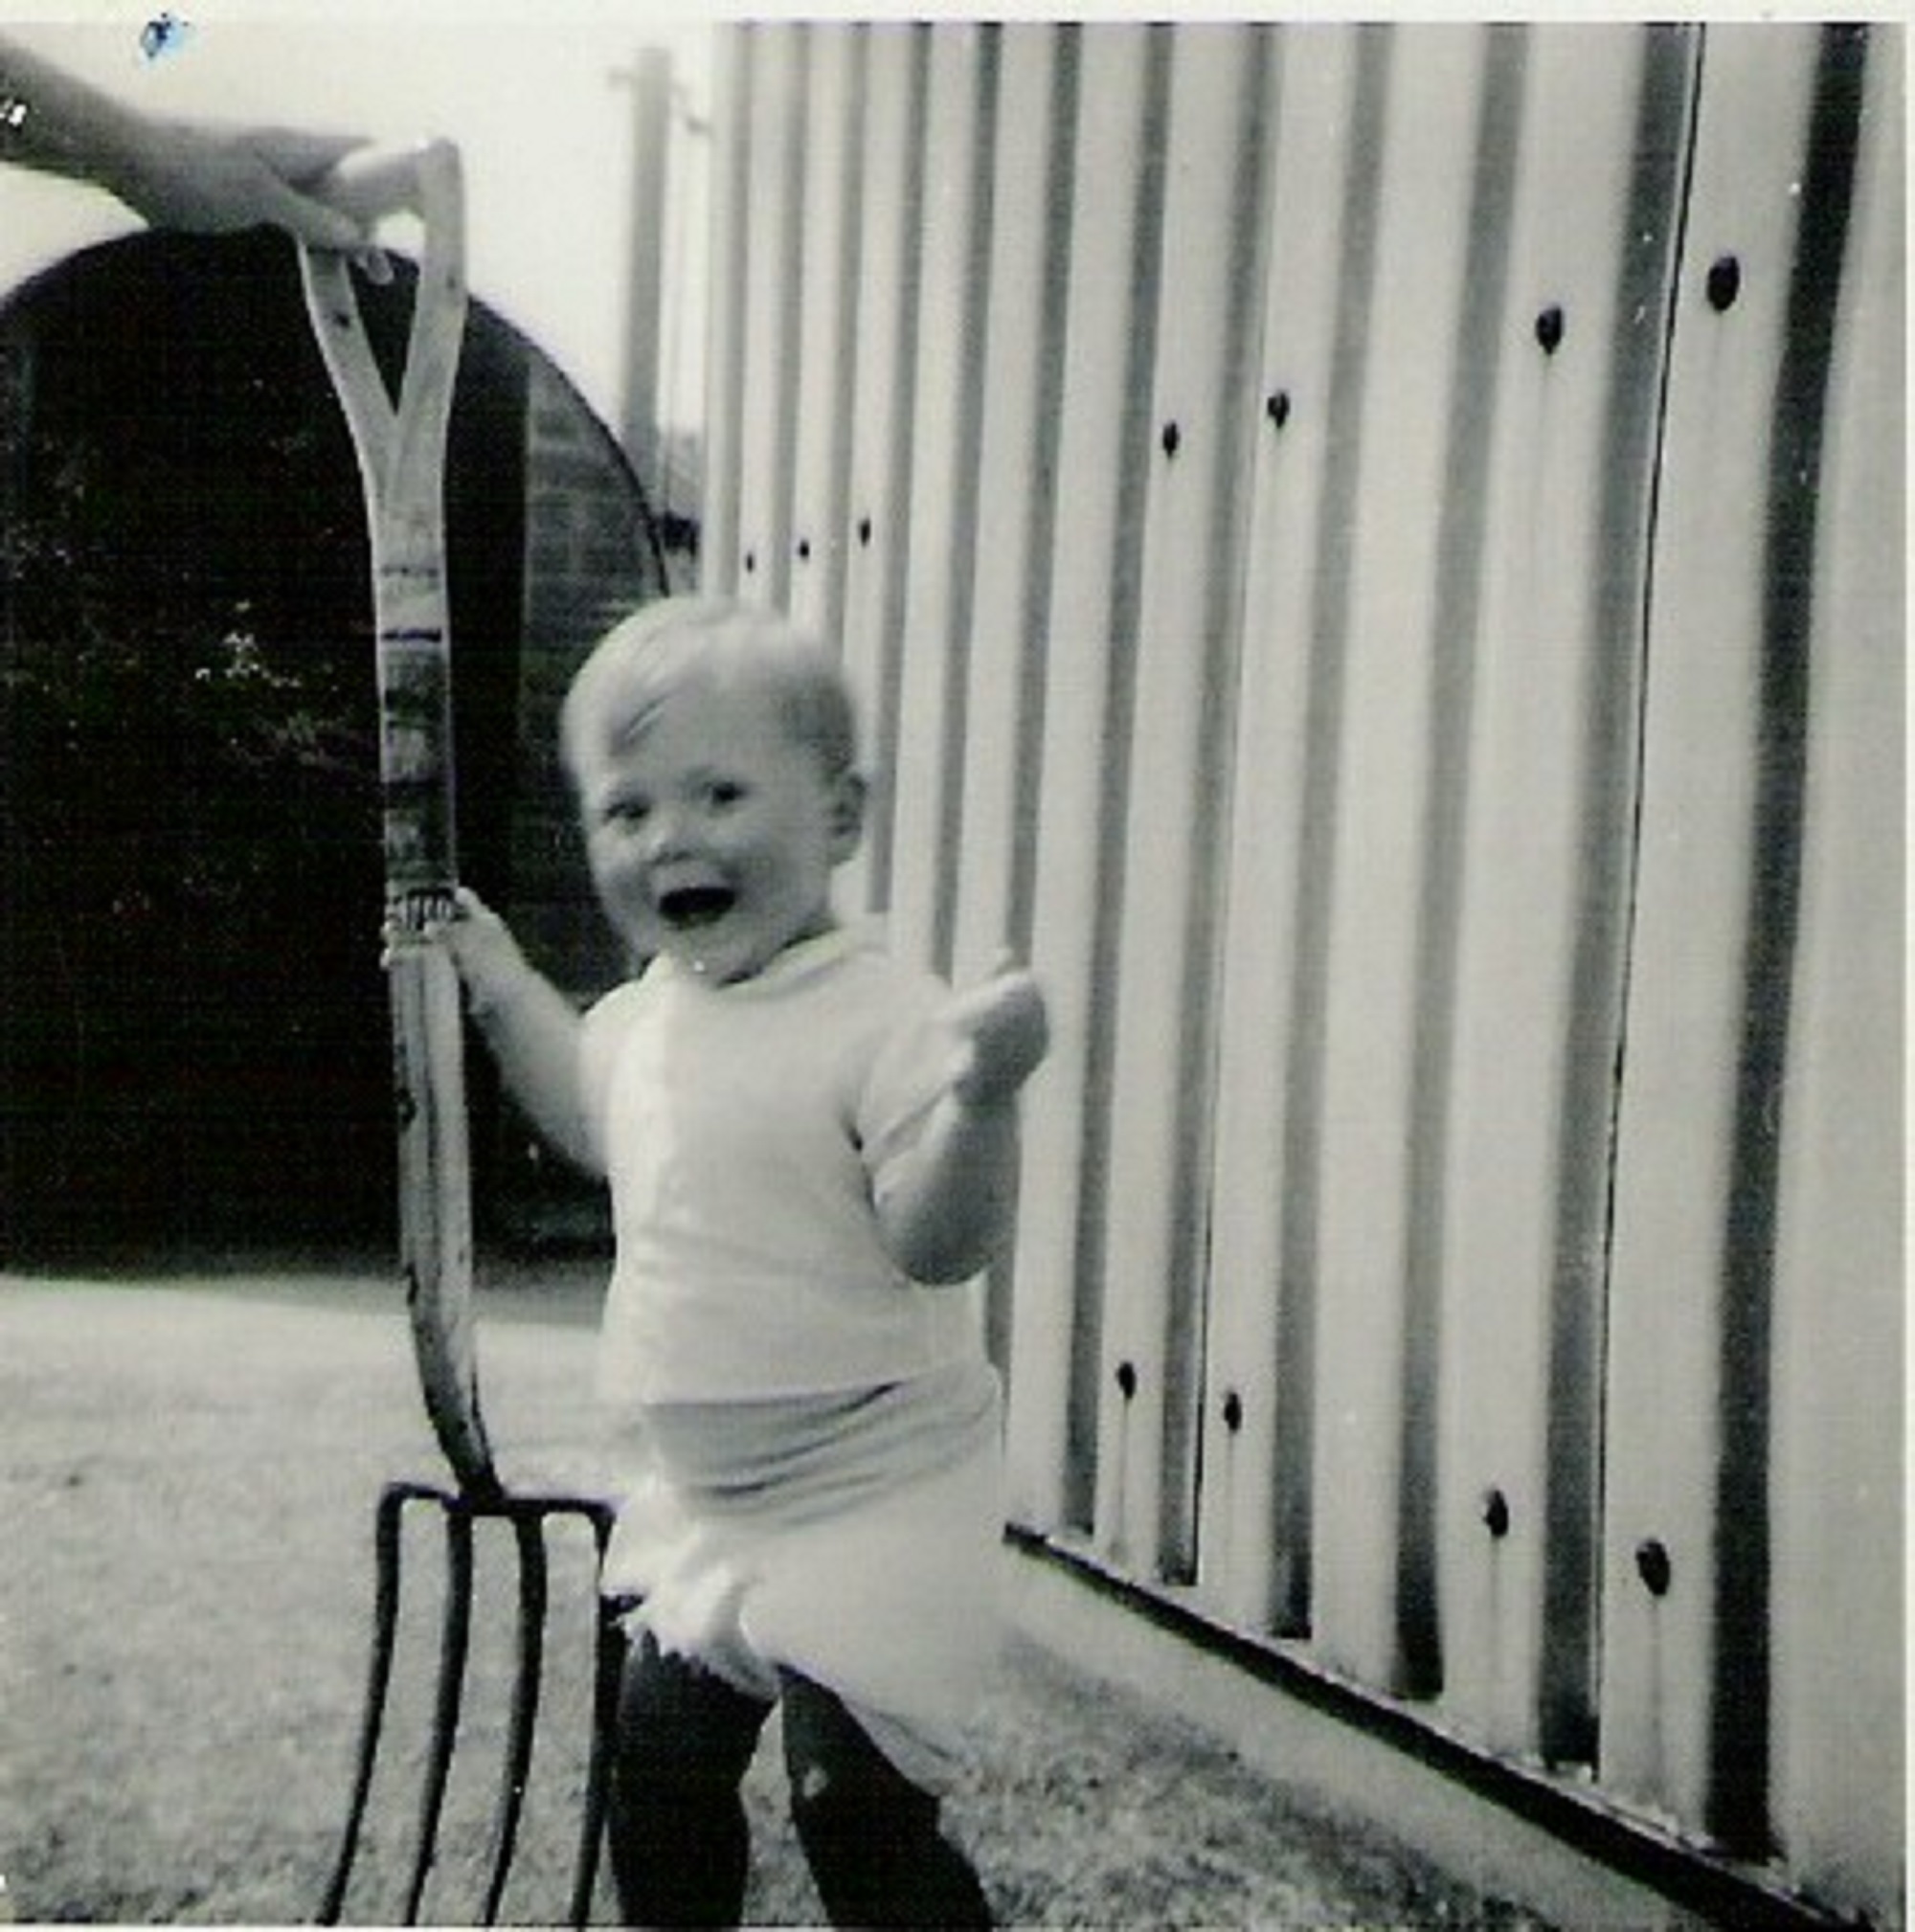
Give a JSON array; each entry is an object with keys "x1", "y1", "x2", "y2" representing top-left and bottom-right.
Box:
[{"x1": 574, "y1": 665, "x2": 865, "y2": 985}]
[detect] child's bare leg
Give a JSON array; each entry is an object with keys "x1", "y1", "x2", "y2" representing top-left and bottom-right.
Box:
[
  {"x1": 780, "y1": 1673, "x2": 992, "y2": 1930},
  {"x1": 610, "y1": 1630, "x2": 772, "y2": 1928}
]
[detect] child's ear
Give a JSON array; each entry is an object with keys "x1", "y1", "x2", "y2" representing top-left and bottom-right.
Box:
[{"x1": 828, "y1": 770, "x2": 867, "y2": 860}]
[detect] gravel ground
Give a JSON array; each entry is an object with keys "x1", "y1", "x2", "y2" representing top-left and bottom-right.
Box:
[{"x1": 2, "y1": 1260, "x2": 1561, "y2": 1927}]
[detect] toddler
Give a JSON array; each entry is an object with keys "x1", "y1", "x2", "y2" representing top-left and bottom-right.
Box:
[{"x1": 432, "y1": 595, "x2": 1048, "y2": 1927}]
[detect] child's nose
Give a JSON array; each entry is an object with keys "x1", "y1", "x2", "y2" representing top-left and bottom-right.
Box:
[{"x1": 643, "y1": 802, "x2": 695, "y2": 860}]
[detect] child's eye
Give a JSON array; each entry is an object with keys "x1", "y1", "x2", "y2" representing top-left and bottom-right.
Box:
[
  {"x1": 704, "y1": 779, "x2": 748, "y2": 810},
  {"x1": 605, "y1": 796, "x2": 650, "y2": 828}
]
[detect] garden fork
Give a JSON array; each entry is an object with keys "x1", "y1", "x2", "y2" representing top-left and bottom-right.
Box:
[{"x1": 297, "y1": 144, "x2": 622, "y2": 1925}]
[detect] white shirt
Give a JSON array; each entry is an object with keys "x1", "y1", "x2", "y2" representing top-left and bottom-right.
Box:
[{"x1": 580, "y1": 926, "x2": 983, "y2": 1406}]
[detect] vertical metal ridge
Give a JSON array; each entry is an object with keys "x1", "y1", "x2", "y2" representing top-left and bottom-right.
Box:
[
  {"x1": 700, "y1": 28, "x2": 754, "y2": 594},
  {"x1": 926, "y1": 22, "x2": 1003, "y2": 977},
  {"x1": 858, "y1": 23, "x2": 932, "y2": 914},
  {"x1": 764, "y1": 26, "x2": 813, "y2": 608},
  {"x1": 1271, "y1": 19, "x2": 1393, "y2": 1632},
  {"x1": 1159, "y1": 22, "x2": 1279, "y2": 1585},
  {"x1": 1705, "y1": 19, "x2": 1869, "y2": 1856},
  {"x1": 1003, "y1": 27, "x2": 1081, "y2": 964},
  {"x1": 789, "y1": 25, "x2": 870, "y2": 649},
  {"x1": 1539, "y1": 18, "x2": 1699, "y2": 1770},
  {"x1": 1061, "y1": 22, "x2": 1176, "y2": 1533},
  {"x1": 1394, "y1": 20, "x2": 1531, "y2": 1702}
]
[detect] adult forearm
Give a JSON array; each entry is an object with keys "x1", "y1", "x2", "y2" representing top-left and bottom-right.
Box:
[
  {"x1": 0, "y1": 32, "x2": 142, "y2": 192},
  {"x1": 0, "y1": 30, "x2": 369, "y2": 247}
]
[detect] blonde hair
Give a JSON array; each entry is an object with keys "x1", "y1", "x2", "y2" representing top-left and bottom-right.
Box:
[{"x1": 560, "y1": 596, "x2": 859, "y2": 787}]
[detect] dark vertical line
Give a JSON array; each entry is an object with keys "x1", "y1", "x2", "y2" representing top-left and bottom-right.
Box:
[
  {"x1": 1064, "y1": 24, "x2": 1174, "y2": 1531},
  {"x1": 1706, "y1": 20, "x2": 1867, "y2": 1856},
  {"x1": 987, "y1": 25, "x2": 1081, "y2": 1384},
  {"x1": 766, "y1": 28, "x2": 812, "y2": 614},
  {"x1": 800, "y1": 28, "x2": 869, "y2": 657},
  {"x1": 1269, "y1": 20, "x2": 1392, "y2": 1636},
  {"x1": 708, "y1": 28, "x2": 754, "y2": 595},
  {"x1": 862, "y1": 25, "x2": 930, "y2": 915},
  {"x1": 1006, "y1": 25, "x2": 1081, "y2": 963},
  {"x1": 1539, "y1": 19, "x2": 1700, "y2": 1770},
  {"x1": 929, "y1": 24, "x2": 1002, "y2": 978},
  {"x1": 1395, "y1": 20, "x2": 1528, "y2": 1702},
  {"x1": 1161, "y1": 24, "x2": 1277, "y2": 1588},
  {"x1": 820, "y1": 30, "x2": 870, "y2": 657},
  {"x1": 447, "y1": 302, "x2": 522, "y2": 886}
]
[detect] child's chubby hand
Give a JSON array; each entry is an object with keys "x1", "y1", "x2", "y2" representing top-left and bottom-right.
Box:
[
  {"x1": 942, "y1": 954, "x2": 1050, "y2": 1113},
  {"x1": 384, "y1": 887, "x2": 528, "y2": 1005}
]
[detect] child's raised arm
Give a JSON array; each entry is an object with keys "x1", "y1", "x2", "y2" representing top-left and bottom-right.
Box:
[
  {"x1": 415, "y1": 887, "x2": 600, "y2": 1176},
  {"x1": 874, "y1": 960, "x2": 1049, "y2": 1286}
]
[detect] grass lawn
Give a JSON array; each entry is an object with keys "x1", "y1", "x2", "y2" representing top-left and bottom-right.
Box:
[{"x1": 3, "y1": 1257, "x2": 1554, "y2": 1926}]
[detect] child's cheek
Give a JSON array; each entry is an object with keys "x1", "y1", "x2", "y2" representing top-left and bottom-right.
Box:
[{"x1": 589, "y1": 841, "x2": 660, "y2": 947}]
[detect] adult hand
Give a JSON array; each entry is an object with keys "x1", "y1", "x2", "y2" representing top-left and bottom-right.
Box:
[
  {"x1": 108, "y1": 116, "x2": 374, "y2": 252},
  {"x1": 1, "y1": 31, "x2": 383, "y2": 265}
]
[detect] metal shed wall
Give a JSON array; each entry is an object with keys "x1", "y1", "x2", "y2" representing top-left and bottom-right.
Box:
[{"x1": 697, "y1": 22, "x2": 1904, "y2": 1921}]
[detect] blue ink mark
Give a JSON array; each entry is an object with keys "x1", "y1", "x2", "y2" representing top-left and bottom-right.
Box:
[{"x1": 139, "y1": 13, "x2": 194, "y2": 63}]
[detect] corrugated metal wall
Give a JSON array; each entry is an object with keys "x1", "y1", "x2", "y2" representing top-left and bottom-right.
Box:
[{"x1": 696, "y1": 21, "x2": 1904, "y2": 1922}]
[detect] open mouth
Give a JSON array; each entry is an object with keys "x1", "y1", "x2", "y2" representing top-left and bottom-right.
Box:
[{"x1": 657, "y1": 884, "x2": 737, "y2": 932}]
